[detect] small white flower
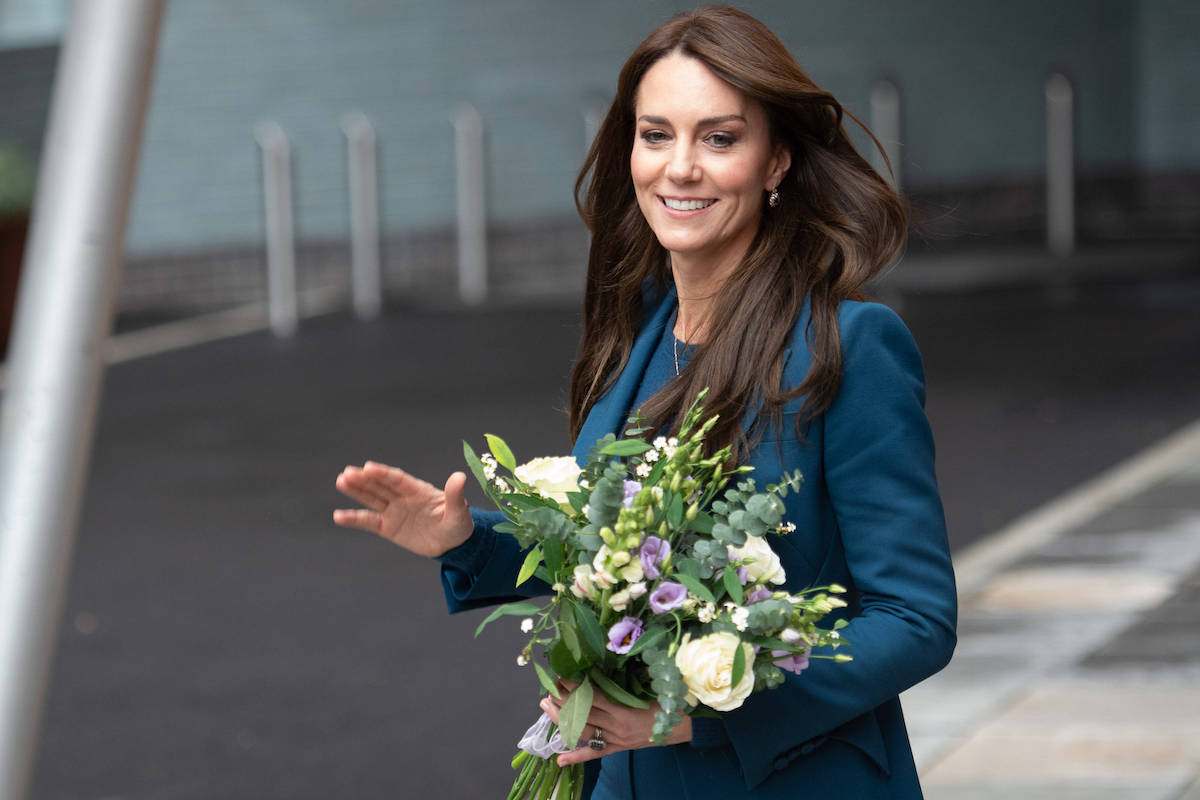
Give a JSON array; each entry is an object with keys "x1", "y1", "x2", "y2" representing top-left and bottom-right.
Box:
[
  {"x1": 520, "y1": 618, "x2": 534, "y2": 633},
  {"x1": 697, "y1": 602, "x2": 717, "y2": 623},
  {"x1": 493, "y1": 478, "x2": 510, "y2": 493},
  {"x1": 781, "y1": 522, "x2": 796, "y2": 534},
  {"x1": 780, "y1": 627, "x2": 805, "y2": 645},
  {"x1": 627, "y1": 581, "x2": 647, "y2": 599},
  {"x1": 551, "y1": 582, "x2": 565, "y2": 593},
  {"x1": 581, "y1": 504, "x2": 591, "y2": 517},
  {"x1": 830, "y1": 630, "x2": 840, "y2": 639},
  {"x1": 643, "y1": 449, "x2": 659, "y2": 463},
  {"x1": 730, "y1": 605, "x2": 750, "y2": 632},
  {"x1": 516, "y1": 654, "x2": 529, "y2": 667},
  {"x1": 653, "y1": 436, "x2": 668, "y2": 450},
  {"x1": 635, "y1": 462, "x2": 652, "y2": 478}
]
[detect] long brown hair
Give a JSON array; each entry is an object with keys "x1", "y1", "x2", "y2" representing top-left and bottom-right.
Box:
[{"x1": 569, "y1": 5, "x2": 907, "y2": 460}]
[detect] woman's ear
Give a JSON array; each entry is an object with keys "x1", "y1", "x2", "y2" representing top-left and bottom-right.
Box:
[{"x1": 767, "y1": 144, "x2": 791, "y2": 190}]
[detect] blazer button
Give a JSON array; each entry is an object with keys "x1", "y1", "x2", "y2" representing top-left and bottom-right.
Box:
[{"x1": 772, "y1": 756, "x2": 789, "y2": 771}]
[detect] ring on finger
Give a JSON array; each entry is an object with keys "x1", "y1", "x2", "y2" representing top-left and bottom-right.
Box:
[{"x1": 588, "y1": 726, "x2": 606, "y2": 751}]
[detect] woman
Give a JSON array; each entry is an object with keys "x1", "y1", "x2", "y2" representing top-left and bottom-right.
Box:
[{"x1": 334, "y1": 6, "x2": 956, "y2": 798}]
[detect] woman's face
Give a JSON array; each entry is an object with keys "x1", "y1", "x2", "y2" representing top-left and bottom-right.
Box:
[{"x1": 631, "y1": 52, "x2": 789, "y2": 273}]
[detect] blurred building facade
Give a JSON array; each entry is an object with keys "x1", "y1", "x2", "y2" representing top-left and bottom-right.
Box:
[{"x1": 0, "y1": 0, "x2": 1197, "y2": 316}]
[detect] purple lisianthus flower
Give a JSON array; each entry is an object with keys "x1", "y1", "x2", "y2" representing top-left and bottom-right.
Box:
[
  {"x1": 772, "y1": 648, "x2": 811, "y2": 675},
  {"x1": 648, "y1": 581, "x2": 688, "y2": 614},
  {"x1": 639, "y1": 536, "x2": 670, "y2": 579},
  {"x1": 622, "y1": 480, "x2": 642, "y2": 509},
  {"x1": 745, "y1": 586, "x2": 773, "y2": 604},
  {"x1": 606, "y1": 616, "x2": 645, "y2": 654}
]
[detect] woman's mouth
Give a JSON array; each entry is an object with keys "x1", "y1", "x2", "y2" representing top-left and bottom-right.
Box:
[{"x1": 661, "y1": 197, "x2": 716, "y2": 212}]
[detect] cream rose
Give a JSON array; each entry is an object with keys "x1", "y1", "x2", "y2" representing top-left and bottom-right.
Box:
[
  {"x1": 729, "y1": 534, "x2": 786, "y2": 585},
  {"x1": 674, "y1": 631, "x2": 756, "y2": 712},
  {"x1": 513, "y1": 456, "x2": 582, "y2": 506}
]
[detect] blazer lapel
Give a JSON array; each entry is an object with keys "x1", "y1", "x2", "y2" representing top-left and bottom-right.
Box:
[{"x1": 573, "y1": 287, "x2": 677, "y2": 459}]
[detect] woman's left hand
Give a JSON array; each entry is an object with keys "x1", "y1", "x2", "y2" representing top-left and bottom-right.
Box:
[{"x1": 540, "y1": 680, "x2": 692, "y2": 766}]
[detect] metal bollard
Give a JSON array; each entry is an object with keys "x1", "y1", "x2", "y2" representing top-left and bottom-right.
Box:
[
  {"x1": 869, "y1": 79, "x2": 902, "y2": 190},
  {"x1": 255, "y1": 121, "x2": 298, "y2": 336},
  {"x1": 451, "y1": 103, "x2": 487, "y2": 306},
  {"x1": 341, "y1": 111, "x2": 382, "y2": 319},
  {"x1": 1045, "y1": 72, "x2": 1075, "y2": 257}
]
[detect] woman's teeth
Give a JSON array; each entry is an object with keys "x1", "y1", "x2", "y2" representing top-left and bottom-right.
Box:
[{"x1": 663, "y1": 198, "x2": 715, "y2": 211}]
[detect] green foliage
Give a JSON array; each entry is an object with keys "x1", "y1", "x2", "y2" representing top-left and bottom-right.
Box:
[
  {"x1": 475, "y1": 600, "x2": 545, "y2": 638},
  {"x1": 485, "y1": 433, "x2": 517, "y2": 472},
  {"x1": 557, "y1": 679, "x2": 594, "y2": 750},
  {"x1": 745, "y1": 599, "x2": 791, "y2": 635},
  {"x1": 643, "y1": 645, "x2": 689, "y2": 743},
  {"x1": 573, "y1": 603, "x2": 607, "y2": 661},
  {"x1": 588, "y1": 667, "x2": 649, "y2": 708},
  {"x1": 516, "y1": 546, "x2": 542, "y2": 587},
  {"x1": 586, "y1": 464, "x2": 625, "y2": 529}
]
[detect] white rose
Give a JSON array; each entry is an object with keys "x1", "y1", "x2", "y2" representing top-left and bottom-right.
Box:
[
  {"x1": 674, "y1": 632, "x2": 756, "y2": 712},
  {"x1": 513, "y1": 456, "x2": 582, "y2": 506},
  {"x1": 729, "y1": 535, "x2": 787, "y2": 585}
]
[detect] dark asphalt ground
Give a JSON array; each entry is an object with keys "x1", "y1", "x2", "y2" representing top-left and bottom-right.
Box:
[{"x1": 28, "y1": 270, "x2": 1200, "y2": 798}]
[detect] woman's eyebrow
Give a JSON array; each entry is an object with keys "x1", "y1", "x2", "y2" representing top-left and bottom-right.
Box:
[{"x1": 636, "y1": 114, "x2": 747, "y2": 126}]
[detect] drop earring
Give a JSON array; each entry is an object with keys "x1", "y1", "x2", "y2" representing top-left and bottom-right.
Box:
[{"x1": 768, "y1": 187, "x2": 780, "y2": 208}]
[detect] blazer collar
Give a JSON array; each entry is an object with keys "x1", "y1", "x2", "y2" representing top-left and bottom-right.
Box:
[{"x1": 573, "y1": 285, "x2": 677, "y2": 459}]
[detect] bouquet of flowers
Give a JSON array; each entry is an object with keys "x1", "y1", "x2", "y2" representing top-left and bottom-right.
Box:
[{"x1": 464, "y1": 392, "x2": 851, "y2": 800}]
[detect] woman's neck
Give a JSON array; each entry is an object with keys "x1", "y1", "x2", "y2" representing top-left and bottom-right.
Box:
[{"x1": 669, "y1": 244, "x2": 746, "y2": 343}]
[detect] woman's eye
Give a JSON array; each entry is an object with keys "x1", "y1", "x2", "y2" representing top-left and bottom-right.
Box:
[
  {"x1": 707, "y1": 133, "x2": 737, "y2": 148},
  {"x1": 640, "y1": 130, "x2": 669, "y2": 144}
]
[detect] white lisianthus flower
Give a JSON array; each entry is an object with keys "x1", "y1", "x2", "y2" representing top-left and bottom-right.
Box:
[
  {"x1": 513, "y1": 456, "x2": 582, "y2": 507},
  {"x1": 608, "y1": 588, "x2": 631, "y2": 612},
  {"x1": 571, "y1": 565, "x2": 597, "y2": 600},
  {"x1": 627, "y1": 581, "x2": 647, "y2": 599},
  {"x1": 619, "y1": 559, "x2": 644, "y2": 584},
  {"x1": 592, "y1": 544, "x2": 611, "y2": 573},
  {"x1": 729, "y1": 535, "x2": 787, "y2": 585},
  {"x1": 675, "y1": 632, "x2": 756, "y2": 711}
]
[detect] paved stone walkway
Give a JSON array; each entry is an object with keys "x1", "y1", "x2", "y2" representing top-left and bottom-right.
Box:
[{"x1": 906, "y1": 421, "x2": 1200, "y2": 799}]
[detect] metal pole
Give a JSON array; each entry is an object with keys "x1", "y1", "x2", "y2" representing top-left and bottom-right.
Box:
[
  {"x1": 869, "y1": 79, "x2": 902, "y2": 190},
  {"x1": 0, "y1": 3, "x2": 164, "y2": 798},
  {"x1": 1045, "y1": 72, "x2": 1075, "y2": 257},
  {"x1": 451, "y1": 103, "x2": 486, "y2": 305},
  {"x1": 255, "y1": 121, "x2": 298, "y2": 336},
  {"x1": 341, "y1": 111, "x2": 382, "y2": 319}
]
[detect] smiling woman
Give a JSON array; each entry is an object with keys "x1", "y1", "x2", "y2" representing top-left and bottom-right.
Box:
[{"x1": 335, "y1": 6, "x2": 954, "y2": 800}]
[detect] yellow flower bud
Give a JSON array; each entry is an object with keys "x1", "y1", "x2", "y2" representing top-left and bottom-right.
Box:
[
  {"x1": 611, "y1": 550, "x2": 631, "y2": 567},
  {"x1": 686, "y1": 502, "x2": 699, "y2": 521},
  {"x1": 599, "y1": 527, "x2": 616, "y2": 546}
]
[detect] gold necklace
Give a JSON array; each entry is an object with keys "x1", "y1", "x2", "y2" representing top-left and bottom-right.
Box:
[{"x1": 673, "y1": 312, "x2": 695, "y2": 376}]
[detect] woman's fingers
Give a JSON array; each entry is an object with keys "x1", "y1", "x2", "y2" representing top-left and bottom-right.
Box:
[
  {"x1": 335, "y1": 469, "x2": 388, "y2": 511},
  {"x1": 332, "y1": 507, "x2": 381, "y2": 534}
]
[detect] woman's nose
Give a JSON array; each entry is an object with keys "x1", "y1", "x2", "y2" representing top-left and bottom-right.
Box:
[{"x1": 665, "y1": 143, "x2": 700, "y2": 183}]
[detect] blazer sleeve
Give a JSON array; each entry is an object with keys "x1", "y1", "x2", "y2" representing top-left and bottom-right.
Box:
[
  {"x1": 718, "y1": 302, "x2": 958, "y2": 788},
  {"x1": 437, "y1": 508, "x2": 550, "y2": 613}
]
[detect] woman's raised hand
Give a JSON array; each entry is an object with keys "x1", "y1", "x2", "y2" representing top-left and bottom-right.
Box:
[{"x1": 333, "y1": 461, "x2": 474, "y2": 558}]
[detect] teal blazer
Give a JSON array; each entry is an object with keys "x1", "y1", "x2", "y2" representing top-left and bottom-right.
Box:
[{"x1": 440, "y1": 286, "x2": 957, "y2": 799}]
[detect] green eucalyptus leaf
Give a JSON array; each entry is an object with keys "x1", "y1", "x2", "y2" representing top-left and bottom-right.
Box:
[
  {"x1": 573, "y1": 603, "x2": 608, "y2": 660},
  {"x1": 484, "y1": 433, "x2": 517, "y2": 473},
  {"x1": 516, "y1": 546, "x2": 543, "y2": 587},
  {"x1": 730, "y1": 640, "x2": 746, "y2": 688},
  {"x1": 675, "y1": 573, "x2": 716, "y2": 606},
  {"x1": 723, "y1": 568, "x2": 744, "y2": 605},
  {"x1": 599, "y1": 439, "x2": 653, "y2": 456},
  {"x1": 588, "y1": 668, "x2": 649, "y2": 709},
  {"x1": 543, "y1": 537, "x2": 564, "y2": 574},
  {"x1": 463, "y1": 441, "x2": 491, "y2": 494},
  {"x1": 533, "y1": 661, "x2": 561, "y2": 699},
  {"x1": 474, "y1": 600, "x2": 544, "y2": 637},
  {"x1": 558, "y1": 679, "x2": 594, "y2": 750}
]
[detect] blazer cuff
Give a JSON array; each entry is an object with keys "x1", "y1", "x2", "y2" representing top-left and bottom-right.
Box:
[{"x1": 434, "y1": 509, "x2": 500, "y2": 576}]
